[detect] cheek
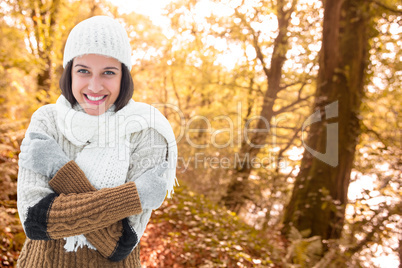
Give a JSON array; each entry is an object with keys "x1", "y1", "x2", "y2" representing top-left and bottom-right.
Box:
[
  {"x1": 71, "y1": 84, "x2": 83, "y2": 101},
  {"x1": 71, "y1": 80, "x2": 78, "y2": 95},
  {"x1": 108, "y1": 77, "x2": 122, "y2": 98},
  {"x1": 111, "y1": 84, "x2": 121, "y2": 96},
  {"x1": 71, "y1": 75, "x2": 84, "y2": 94}
]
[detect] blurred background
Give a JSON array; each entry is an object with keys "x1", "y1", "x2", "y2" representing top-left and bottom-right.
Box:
[{"x1": 0, "y1": 0, "x2": 401, "y2": 267}]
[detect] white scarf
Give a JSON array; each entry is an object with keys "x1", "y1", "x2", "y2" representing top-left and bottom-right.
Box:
[{"x1": 56, "y1": 95, "x2": 178, "y2": 251}]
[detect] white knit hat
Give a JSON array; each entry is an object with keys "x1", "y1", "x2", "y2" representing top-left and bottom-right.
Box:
[{"x1": 63, "y1": 16, "x2": 132, "y2": 70}]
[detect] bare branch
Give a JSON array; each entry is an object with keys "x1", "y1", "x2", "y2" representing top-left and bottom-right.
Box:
[
  {"x1": 274, "y1": 125, "x2": 300, "y2": 130},
  {"x1": 273, "y1": 95, "x2": 313, "y2": 115},
  {"x1": 361, "y1": 122, "x2": 389, "y2": 149},
  {"x1": 233, "y1": 7, "x2": 270, "y2": 79},
  {"x1": 346, "y1": 199, "x2": 402, "y2": 257},
  {"x1": 371, "y1": 0, "x2": 402, "y2": 14},
  {"x1": 276, "y1": 126, "x2": 302, "y2": 173},
  {"x1": 279, "y1": 61, "x2": 316, "y2": 92},
  {"x1": 280, "y1": 81, "x2": 305, "y2": 90},
  {"x1": 170, "y1": 72, "x2": 182, "y2": 110},
  {"x1": 209, "y1": 82, "x2": 265, "y2": 97}
]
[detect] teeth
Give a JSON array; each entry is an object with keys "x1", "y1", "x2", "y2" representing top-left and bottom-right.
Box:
[{"x1": 86, "y1": 95, "x2": 105, "y2": 101}]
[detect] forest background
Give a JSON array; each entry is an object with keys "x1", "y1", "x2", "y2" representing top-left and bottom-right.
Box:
[{"x1": 0, "y1": 0, "x2": 401, "y2": 267}]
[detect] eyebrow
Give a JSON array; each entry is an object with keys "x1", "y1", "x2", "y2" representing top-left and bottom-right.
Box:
[{"x1": 74, "y1": 64, "x2": 120, "y2": 70}]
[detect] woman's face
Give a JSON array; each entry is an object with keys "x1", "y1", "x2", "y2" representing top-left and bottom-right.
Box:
[{"x1": 71, "y1": 54, "x2": 122, "y2": 116}]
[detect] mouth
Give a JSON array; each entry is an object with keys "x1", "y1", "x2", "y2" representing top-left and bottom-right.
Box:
[{"x1": 84, "y1": 94, "x2": 107, "y2": 105}]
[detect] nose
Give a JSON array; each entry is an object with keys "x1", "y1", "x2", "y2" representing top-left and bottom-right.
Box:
[{"x1": 88, "y1": 75, "x2": 103, "y2": 92}]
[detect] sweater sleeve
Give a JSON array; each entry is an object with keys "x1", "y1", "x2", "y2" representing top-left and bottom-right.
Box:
[
  {"x1": 126, "y1": 128, "x2": 168, "y2": 240},
  {"x1": 49, "y1": 161, "x2": 139, "y2": 262},
  {"x1": 18, "y1": 106, "x2": 142, "y2": 242},
  {"x1": 18, "y1": 105, "x2": 59, "y2": 231}
]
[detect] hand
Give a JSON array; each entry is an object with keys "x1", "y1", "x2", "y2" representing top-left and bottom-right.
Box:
[
  {"x1": 19, "y1": 132, "x2": 70, "y2": 178},
  {"x1": 135, "y1": 162, "x2": 168, "y2": 210}
]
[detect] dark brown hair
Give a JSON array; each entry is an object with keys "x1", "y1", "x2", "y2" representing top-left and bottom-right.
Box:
[{"x1": 59, "y1": 60, "x2": 134, "y2": 112}]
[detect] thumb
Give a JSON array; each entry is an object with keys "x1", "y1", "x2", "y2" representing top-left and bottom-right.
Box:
[{"x1": 29, "y1": 132, "x2": 51, "y2": 141}]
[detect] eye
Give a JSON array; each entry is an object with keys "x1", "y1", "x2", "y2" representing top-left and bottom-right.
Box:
[
  {"x1": 104, "y1": 71, "x2": 116, "y2": 75},
  {"x1": 77, "y1": 69, "x2": 89, "y2": 74}
]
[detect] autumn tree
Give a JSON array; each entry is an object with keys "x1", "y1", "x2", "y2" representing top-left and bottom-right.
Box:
[
  {"x1": 282, "y1": 0, "x2": 374, "y2": 248},
  {"x1": 341, "y1": 3, "x2": 402, "y2": 265},
  {"x1": 4, "y1": 0, "x2": 63, "y2": 96}
]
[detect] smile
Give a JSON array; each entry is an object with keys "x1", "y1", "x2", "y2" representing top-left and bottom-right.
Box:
[{"x1": 84, "y1": 94, "x2": 108, "y2": 105}]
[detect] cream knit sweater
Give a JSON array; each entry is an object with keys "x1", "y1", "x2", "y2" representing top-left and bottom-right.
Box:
[{"x1": 17, "y1": 104, "x2": 168, "y2": 267}]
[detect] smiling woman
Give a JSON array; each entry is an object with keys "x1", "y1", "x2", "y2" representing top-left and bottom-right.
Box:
[{"x1": 17, "y1": 15, "x2": 178, "y2": 268}]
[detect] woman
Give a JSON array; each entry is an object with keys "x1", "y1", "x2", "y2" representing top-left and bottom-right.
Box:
[{"x1": 17, "y1": 16, "x2": 178, "y2": 267}]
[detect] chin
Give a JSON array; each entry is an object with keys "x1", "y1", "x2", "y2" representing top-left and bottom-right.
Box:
[{"x1": 84, "y1": 107, "x2": 107, "y2": 116}]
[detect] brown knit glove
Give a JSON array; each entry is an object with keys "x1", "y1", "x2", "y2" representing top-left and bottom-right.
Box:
[{"x1": 49, "y1": 160, "x2": 140, "y2": 261}]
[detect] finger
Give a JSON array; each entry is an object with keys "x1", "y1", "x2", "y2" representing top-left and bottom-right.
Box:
[{"x1": 29, "y1": 132, "x2": 51, "y2": 141}]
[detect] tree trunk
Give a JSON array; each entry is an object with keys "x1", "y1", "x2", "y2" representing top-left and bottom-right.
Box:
[
  {"x1": 221, "y1": 0, "x2": 295, "y2": 212},
  {"x1": 282, "y1": 0, "x2": 371, "y2": 244},
  {"x1": 37, "y1": 58, "x2": 52, "y2": 93},
  {"x1": 28, "y1": 0, "x2": 61, "y2": 95},
  {"x1": 399, "y1": 233, "x2": 402, "y2": 268}
]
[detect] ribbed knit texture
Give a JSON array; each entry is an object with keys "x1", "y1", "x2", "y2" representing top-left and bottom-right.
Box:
[
  {"x1": 46, "y1": 182, "x2": 141, "y2": 239},
  {"x1": 85, "y1": 222, "x2": 123, "y2": 258},
  {"x1": 17, "y1": 104, "x2": 168, "y2": 266},
  {"x1": 17, "y1": 238, "x2": 141, "y2": 268},
  {"x1": 50, "y1": 160, "x2": 137, "y2": 260},
  {"x1": 63, "y1": 16, "x2": 132, "y2": 70},
  {"x1": 50, "y1": 161, "x2": 97, "y2": 193}
]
